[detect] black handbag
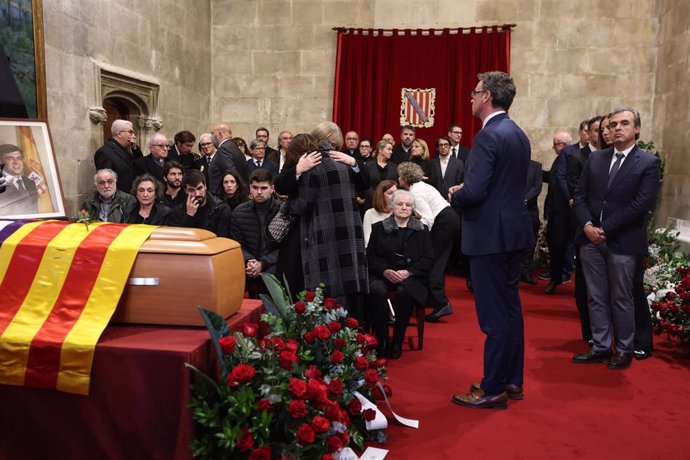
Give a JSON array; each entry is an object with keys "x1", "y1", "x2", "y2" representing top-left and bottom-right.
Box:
[{"x1": 265, "y1": 203, "x2": 295, "y2": 246}]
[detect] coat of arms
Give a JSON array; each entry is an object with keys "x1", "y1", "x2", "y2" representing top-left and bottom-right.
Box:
[{"x1": 399, "y1": 88, "x2": 436, "y2": 128}]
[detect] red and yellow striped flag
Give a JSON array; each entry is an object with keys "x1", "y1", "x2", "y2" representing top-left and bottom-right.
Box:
[{"x1": 0, "y1": 220, "x2": 156, "y2": 395}]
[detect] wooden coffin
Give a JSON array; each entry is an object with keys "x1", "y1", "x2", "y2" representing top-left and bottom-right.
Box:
[{"x1": 111, "y1": 227, "x2": 245, "y2": 326}]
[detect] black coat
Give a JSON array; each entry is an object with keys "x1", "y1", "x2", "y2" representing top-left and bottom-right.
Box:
[
  {"x1": 230, "y1": 198, "x2": 280, "y2": 273},
  {"x1": 429, "y1": 155, "x2": 464, "y2": 199},
  {"x1": 525, "y1": 160, "x2": 543, "y2": 229},
  {"x1": 94, "y1": 138, "x2": 142, "y2": 194},
  {"x1": 246, "y1": 158, "x2": 279, "y2": 178},
  {"x1": 209, "y1": 139, "x2": 249, "y2": 194},
  {"x1": 367, "y1": 216, "x2": 433, "y2": 306},
  {"x1": 123, "y1": 201, "x2": 172, "y2": 225},
  {"x1": 133, "y1": 154, "x2": 166, "y2": 186},
  {"x1": 168, "y1": 195, "x2": 232, "y2": 237}
]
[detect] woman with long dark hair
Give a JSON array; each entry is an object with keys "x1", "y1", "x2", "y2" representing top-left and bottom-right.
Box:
[
  {"x1": 124, "y1": 173, "x2": 171, "y2": 225},
  {"x1": 217, "y1": 169, "x2": 249, "y2": 211}
]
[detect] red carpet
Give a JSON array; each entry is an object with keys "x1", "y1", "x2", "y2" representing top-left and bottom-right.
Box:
[{"x1": 379, "y1": 275, "x2": 690, "y2": 459}]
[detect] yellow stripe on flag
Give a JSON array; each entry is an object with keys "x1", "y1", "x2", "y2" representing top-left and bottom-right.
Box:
[
  {"x1": 0, "y1": 222, "x2": 106, "y2": 385},
  {"x1": 57, "y1": 224, "x2": 157, "y2": 394},
  {"x1": 0, "y1": 221, "x2": 46, "y2": 282}
]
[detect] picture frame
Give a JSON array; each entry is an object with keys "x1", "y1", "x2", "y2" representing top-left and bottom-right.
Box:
[
  {"x1": 0, "y1": 0, "x2": 47, "y2": 119},
  {"x1": 0, "y1": 119, "x2": 66, "y2": 220}
]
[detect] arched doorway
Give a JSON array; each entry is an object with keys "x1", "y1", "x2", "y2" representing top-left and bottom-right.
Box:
[{"x1": 102, "y1": 99, "x2": 131, "y2": 144}]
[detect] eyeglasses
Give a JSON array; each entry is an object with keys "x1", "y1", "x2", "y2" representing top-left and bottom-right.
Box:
[
  {"x1": 253, "y1": 147, "x2": 266, "y2": 150},
  {"x1": 152, "y1": 144, "x2": 170, "y2": 149},
  {"x1": 451, "y1": 130, "x2": 463, "y2": 135},
  {"x1": 438, "y1": 143, "x2": 450, "y2": 148},
  {"x1": 471, "y1": 90, "x2": 489, "y2": 98},
  {"x1": 120, "y1": 129, "x2": 135, "y2": 134},
  {"x1": 200, "y1": 142, "x2": 213, "y2": 147},
  {"x1": 552, "y1": 141, "x2": 567, "y2": 147}
]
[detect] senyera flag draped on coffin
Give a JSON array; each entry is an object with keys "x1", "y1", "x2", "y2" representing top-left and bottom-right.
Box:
[
  {"x1": 0, "y1": 220, "x2": 156, "y2": 395},
  {"x1": 332, "y1": 24, "x2": 513, "y2": 154}
]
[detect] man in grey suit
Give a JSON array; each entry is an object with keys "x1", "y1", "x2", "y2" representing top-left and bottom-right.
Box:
[
  {"x1": 209, "y1": 123, "x2": 249, "y2": 194},
  {"x1": 572, "y1": 108, "x2": 661, "y2": 370}
]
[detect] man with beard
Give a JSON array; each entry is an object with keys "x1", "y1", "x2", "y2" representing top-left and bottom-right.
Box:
[
  {"x1": 391, "y1": 125, "x2": 415, "y2": 165},
  {"x1": 168, "y1": 169, "x2": 232, "y2": 237},
  {"x1": 81, "y1": 168, "x2": 136, "y2": 222},
  {"x1": 162, "y1": 161, "x2": 186, "y2": 207}
]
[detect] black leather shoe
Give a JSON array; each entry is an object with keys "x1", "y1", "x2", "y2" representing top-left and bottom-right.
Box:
[
  {"x1": 521, "y1": 275, "x2": 538, "y2": 285},
  {"x1": 470, "y1": 382, "x2": 523, "y2": 400},
  {"x1": 608, "y1": 352, "x2": 633, "y2": 369},
  {"x1": 537, "y1": 271, "x2": 551, "y2": 280},
  {"x1": 544, "y1": 281, "x2": 558, "y2": 295},
  {"x1": 572, "y1": 349, "x2": 612, "y2": 363},
  {"x1": 633, "y1": 350, "x2": 652, "y2": 360},
  {"x1": 452, "y1": 389, "x2": 508, "y2": 409},
  {"x1": 426, "y1": 304, "x2": 453, "y2": 322},
  {"x1": 389, "y1": 342, "x2": 402, "y2": 359}
]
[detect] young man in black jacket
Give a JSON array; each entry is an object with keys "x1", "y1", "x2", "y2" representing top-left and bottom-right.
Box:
[{"x1": 168, "y1": 169, "x2": 231, "y2": 237}]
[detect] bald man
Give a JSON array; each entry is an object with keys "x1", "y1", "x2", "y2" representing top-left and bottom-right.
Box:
[{"x1": 209, "y1": 123, "x2": 248, "y2": 195}]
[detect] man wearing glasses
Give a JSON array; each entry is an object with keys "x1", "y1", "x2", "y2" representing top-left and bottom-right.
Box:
[
  {"x1": 447, "y1": 124, "x2": 470, "y2": 164},
  {"x1": 246, "y1": 139, "x2": 278, "y2": 177},
  {"x1": 94, "y1": 119, "x2": 143, "y2": 194},
  {"x1": 134, "y1": 133, "x2": 170, "y2": 186}
]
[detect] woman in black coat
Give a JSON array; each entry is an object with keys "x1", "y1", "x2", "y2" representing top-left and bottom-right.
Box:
[
  {"x1": 124, "y1": 174, "x2": 171, "y2": 225},
  {"x1": 367, "y1": 189, "x2": 433, "y2": 359}
]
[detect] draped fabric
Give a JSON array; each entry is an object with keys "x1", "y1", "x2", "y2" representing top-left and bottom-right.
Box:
[
  {"x1": 333, "y1": 26, "x2": 512, "y2": 154},
  {"x1": 0, "y1": 220, "x2": 156, "y2": 394}
]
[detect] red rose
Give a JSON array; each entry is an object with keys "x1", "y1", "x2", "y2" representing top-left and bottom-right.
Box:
[
  {"x1": 666, "y1": 291, "x2": 677, "y2": 301},
  {"x1": 348, "y1": 397, "x2": 362, "y2": 415},
  {"x1": 287, "y1": 399, "x2": 308, "y2": 418},
  {"x1": 236, "y1": 427, "x2": 255, "y2": 452},
  {"x1": 330, "y1": 350, "x2": 344, "y2": 364},
  {"x1": 327, "y1": 321, "x2": 341, "y2": 333},
  {"x1": 230, "y1": 364, "x2": 256, "y2": 385},
  {"x1": 313, "y1": 325, "x2": 331, "y2": 341},
  {"x1": 289, "y1": 378, "x2": 308, "y2": 398},
  {"x1": 334, "y1": 338, "x2": 346, "y2": 350},
  {"x1": 271, "y1": 337, "x2": 286, "y2": 350},
  {"x1": 294, "y1": 301, "x2": 307, "y2": 314},
  {"x1": 241, "y1": 322, "x2": 259, "y2": 338},
  {"x1": 355, "y1": 333, "x2": 366, "y2": 344},
  {"x1": 362, "y1": 408, "x2": 377, "y2": 421},
  {"x1": 354, "y1": 356, "x2": 369, "y2": 371},
  {"x1": 364, "y1": 369, "x2": 379, "y2": 385},
  {"x1": 304, "y1": 330, "x2": 316, "y2": 344},
  {"x1": 249, "y1": 446, "x2": 272, "y2": 460},
  {"x1": 305, "y1": 291, "x2": 316, "y2": 302},
  {"x1": 307, "y1": 378, "x2": 327, "y2": 401},
  {"x1": 218, "y1": 336, "x2": 236, "y2": 354},
  {"x1": 257, "y1": 398, "x2": 273, "y2": 412},
  {"x1": 311, "y1": 415, "x2": 330, "y2": 433},
  {"x1": 345, "y1": 317, "x2": 360, "y2": 329},
  {"x1": 322, "y1": 455, "x2": 335, "y2": 460},
  {"x1": 327, "y1": 379, "x2": 343, "y2": 397},
  {"x1": 285, "y1": 339, "x2": 300, "y2": 353},
  {"x1": 296, "y1": 423, "x2": 316, "y2": 445},
  {"x1": 326, "y1": 435, "x2": 344, "y2": 453},
  {"x1": 324, "y1": 401, "x2": 342, "y2": 421},
  {"x1": 279, "y1": 350, "x2": 299, "y2": 370},
  {"x1": 340, "y1": 431, "x2": 350, "y2": 444},
  {"x1": 305, "y1": 365, "x2": 322, "y2": 380},
  {"x1": 371, "y1": 358, "x2": 386, "y2": 368},
  {"x1": 364, "y1": 334, "x2": 378, "y2": 348},
  {"x1": 324, "y1": 297, "x2": 337, "y2": 310}
]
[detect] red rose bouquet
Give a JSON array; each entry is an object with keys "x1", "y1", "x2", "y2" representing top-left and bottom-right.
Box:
[{"x1": 188, "y1": 274, "x2": 389, "y2": 459}]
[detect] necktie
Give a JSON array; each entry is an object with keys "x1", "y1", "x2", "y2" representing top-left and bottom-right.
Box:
[
  {"x1": 607, "y1": 152, "x2": 624, "y2": 189},
  {"x1": 452, "y1": 146, "x2": 457, "y2": 158},
  {"x1": 16, "y1": 179, "x2": 26, "y2": 192},
  {"x1": 257, "y1": 160, "x2": 262, "y2": 168}
]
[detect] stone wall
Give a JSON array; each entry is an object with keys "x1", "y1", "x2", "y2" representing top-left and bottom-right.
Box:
[
  {"x1": 652, "y1": 0, "x2": 690, "y2": 227},
  {"x1": 43, "y1": 0, "x2": 212, "y2": 211}
]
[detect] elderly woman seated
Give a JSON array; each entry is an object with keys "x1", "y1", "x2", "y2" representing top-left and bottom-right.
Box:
[{"x1": 366, "y1": 189, "x2": 433, "y2": 359}]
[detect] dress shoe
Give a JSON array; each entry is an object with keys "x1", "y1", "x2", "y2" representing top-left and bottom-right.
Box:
[
  {"x1": 466, "y1": 279, "x2": 473, "y2": 292},
  {"x1": 633, "y1": 350, "x2": 652, "y2": 360},
  {"x1": 388, "y1": 342, "x2": 402, "y2": 359},
  {"x1": 544, "y1": 281, "x2": 558, "y2": 295},
  {"x1": 470, "y1": 382, "x2": 523, "y2": 400},
  {"x1": 608, "y1": 352, "x2": 633, "y2": 369},
  {"x1": 537, "y1": 271, "x2": 551, "y2": 281},
  {"x1": 451, "y1": 389, "x2": 508, "y2": 409},
  {"x1": 521, "y1": 274, "x2": 538, "y2": 285},
  {"x1": 426, "y1": 303, "x2": 453, "y2": 322},
  {"x1": 572, "y1": 349, "x2": 612, "y2": 364},
  {"x1": 561, "y1": 273, "x2": 572, "y2": 284}
]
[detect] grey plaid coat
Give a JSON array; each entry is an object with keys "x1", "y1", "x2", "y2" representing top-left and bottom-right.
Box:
[{"x1": 299, "y1": 154, "x2": 370, "y2": 297}]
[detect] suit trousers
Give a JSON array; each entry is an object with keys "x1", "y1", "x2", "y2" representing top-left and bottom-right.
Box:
[
  {"x1": 633, "y1": 255, "x2": 653, "y2": 353},
  {"x1": 368, "y1": 280, "x2": 415, "y2": 346},
  {"x1": 573, "y1": 246, "x2": 592, "y2": 341},
  {"x1": 579, "y1": 242, "x2": 636, "y2": 353},
  {"x1": 471, "y1": 250, "x2": 525, "y2": 396},
  {"x1": 546, "y1": 213, "x2": 570, "y2": 283},
  {"x1": 427, "y1": 207, "x2": 461, "y2": 308}
]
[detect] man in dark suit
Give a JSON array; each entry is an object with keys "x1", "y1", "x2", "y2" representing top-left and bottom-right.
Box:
[
  {"x1": 168, "y1": 130, "x2": 200, "y2": 170},
  {"x1": 134, "y1": 133, "x2": 170, "y2": 186},
  {"x1": 210, "y1": 123, "x2": 248, "y2": 193},
  {"x1": 255, "y1": 127, "x2": 278, "y2": 159},
  {"x1": 246, "y1": 139, "x2": 279, "y2": 177},
  {"x1": 544, "y1": 132, "x2": 575, "y2": 295},
  {"x1": 430, "y1": 136, "x2": 464, "y2": 197},
  {"x1": 94, "y1": 119, "x2": 142, "y2": 194},
  {"x1": 521, "y1": 159, "x2": 543, "y2": 284},
  {"x1": 0, "y1": 144, "x2": 39, "y2": 216},
  {"x1": 449, "y1": 71, "x2": 533, "y2": 409},
  {"x1": 342, "y1": 131, "x2": 363, "y2": 162},
  {"x1": 391, "y1": 125, "x2": 415, "y2": 164},
  {"x1": 448, "y1": 124, "x2": 471, "y2": 164},
  {"x1": 572, "y1": 108, "x2": 661, "y2": 370}
]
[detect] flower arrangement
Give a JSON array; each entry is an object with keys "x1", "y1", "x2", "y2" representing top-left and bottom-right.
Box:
[{"x1": 187, "y1": 274, "x2": 389, "y2": 459}]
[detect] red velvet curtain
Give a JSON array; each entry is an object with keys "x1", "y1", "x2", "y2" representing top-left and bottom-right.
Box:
[{"x1": 333, "y1": 26, "x2": 512, "y2": 154}]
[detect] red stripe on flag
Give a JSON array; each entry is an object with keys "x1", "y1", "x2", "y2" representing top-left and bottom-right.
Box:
[
  {"x1": 0, "y1": 221, "x2": 68, "y2": 336},
  {"x1": 23, "y1": 224, "x2": 127, "y2": 389}
]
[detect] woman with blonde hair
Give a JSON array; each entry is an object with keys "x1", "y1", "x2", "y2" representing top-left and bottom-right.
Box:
[
  {"x1": 365, "y1": 139, "x2": 398, "y2": 203},
  {"x1": 409, "y1": 138, "x2": 431, "y2": 178}
]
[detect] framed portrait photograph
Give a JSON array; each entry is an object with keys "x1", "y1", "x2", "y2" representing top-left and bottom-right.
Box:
[{"x1": 0, "y1": 119, "x2": 65, "y2": 219}]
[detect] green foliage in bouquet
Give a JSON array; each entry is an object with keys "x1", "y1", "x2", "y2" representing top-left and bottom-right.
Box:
[{"x1": 187, "y1": 274, "x2": 389, "y2": 459}]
